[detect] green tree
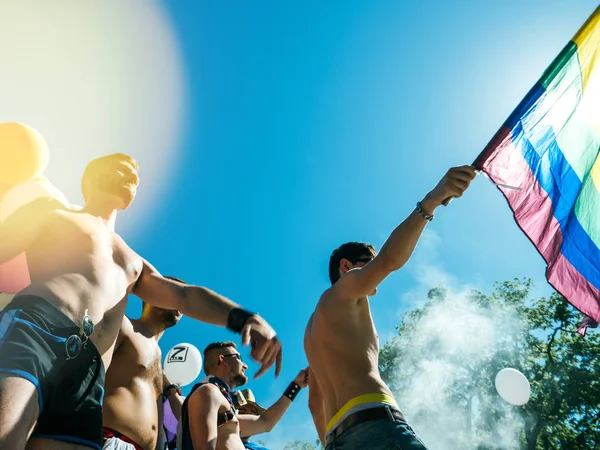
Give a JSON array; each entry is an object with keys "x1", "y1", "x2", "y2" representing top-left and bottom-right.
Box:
[
  {"x1": 283, "y1": 439, "x2": 323, "y2": 450},
  {"x1": 379, "y1": 279, "x2": 600, "y2": 449}
]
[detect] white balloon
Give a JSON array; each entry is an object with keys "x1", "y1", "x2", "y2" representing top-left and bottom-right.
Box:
[
  {"x1": 164, "y1": 343, "x2": 203, "y2": 387},
  {"x1": 0, "y1": 178, "x2": 69, "y2": 221},
  {"x1": 495, "y1": 368, "x2": 531, "y2": 406}
]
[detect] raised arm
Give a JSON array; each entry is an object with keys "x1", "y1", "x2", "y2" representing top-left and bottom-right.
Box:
[
  {"x1": 331, "y1": 166, "x2": 476, "y2": 300},
  {"x1": 133, "y1": 261, "x2": 240, "y2": 326},
  {"x1": 133, "y1": 261, "x2": 282, "y2": 378},
  {"x1": 187, "y1": 385, "x2": 221, "y2": 450},
  {"x1": 0, "y1": 197, "x2": 56, "y2": 264},
  {"x1": 308, "y1": 368, "x2": 327, "y2": 445},
  {"x1": 238, "y1": 368, "x2": 308, "y2": 437}
]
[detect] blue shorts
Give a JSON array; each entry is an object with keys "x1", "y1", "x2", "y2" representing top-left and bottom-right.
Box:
[
  {"x1": 0, "y1": 295, "x2": 105, "y2": 450},
  {"x1": 325, "y1": 409, "x2": 428, "y2": 450}
]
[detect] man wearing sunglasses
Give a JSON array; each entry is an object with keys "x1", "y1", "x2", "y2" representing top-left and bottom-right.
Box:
[
  {"x1": 101, "y1": 276, "x2": 186, "y2": 450},
  {"x1": 179, "y1": 341, "x2": 308, "y2": 449},
  {"x1": 0, "y1": 153, "x2": 282, "y2": 450},
  {"x1": 305, "y1": 166, "x2": 476, "y2": 449}
]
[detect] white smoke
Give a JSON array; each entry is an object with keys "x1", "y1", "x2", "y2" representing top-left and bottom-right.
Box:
[{"x1": 390, "y1": 286, "x2": 526, "y2": 450}]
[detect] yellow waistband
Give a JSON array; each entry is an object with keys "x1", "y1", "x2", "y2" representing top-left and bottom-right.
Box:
[{"x1": 325, "y1": 393, "x2": 398, "y2": 433}]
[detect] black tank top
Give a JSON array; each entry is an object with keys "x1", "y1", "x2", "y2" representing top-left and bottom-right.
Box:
[{"x1": 179, "y1": 377, "x2": 236, "y2": 450}]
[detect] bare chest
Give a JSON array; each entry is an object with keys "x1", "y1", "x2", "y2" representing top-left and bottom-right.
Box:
[
  {"x1": 32, "y1": 211, "x2": 142, "y2": 284},
  {"x1": 119, "y1": 333, "x2": 163, "y2": 393}
]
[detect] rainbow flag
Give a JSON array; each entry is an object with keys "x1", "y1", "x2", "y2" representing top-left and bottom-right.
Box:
[{"x1": 474, "y1": 7, "x2": 600, "y2": 334}]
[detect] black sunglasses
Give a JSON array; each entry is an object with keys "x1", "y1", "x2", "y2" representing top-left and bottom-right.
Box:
[
  {"x1": 66, "y1": 309, "x2": 95, "y2": 360},
  {"x1": 218, "y1": 353, "x2": 243, "y2": 365}
]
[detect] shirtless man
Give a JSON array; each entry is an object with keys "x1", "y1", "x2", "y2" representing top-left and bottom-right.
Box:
[
  {"x1": 179, "y1": 341, "x2": 308, "y2": 449},
  {"x1": 305, "y1": 166, "x2": 476, "y2": 449},
  {"x1": 0, "y1": 153, "x2": 282, "y2": 450},
  {"x1": 102, "y1": 276, "x2": 186, "y2": 450}
]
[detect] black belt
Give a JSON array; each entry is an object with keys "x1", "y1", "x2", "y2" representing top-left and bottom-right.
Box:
[{"x1": 326, "y1": 406, "x2": 405, "y2": 444}]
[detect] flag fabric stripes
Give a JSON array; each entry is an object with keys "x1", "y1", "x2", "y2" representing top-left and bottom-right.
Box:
[{"x1": 474, "y1": 7, "x2": 600, "y2": 335}]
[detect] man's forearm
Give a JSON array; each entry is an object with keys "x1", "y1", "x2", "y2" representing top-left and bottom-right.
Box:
[
  {"x1": 378, "y1": 197, "x2": 440, "y2": 272},
  {"x1": 253, "y1": 381, "x2": 303, "y2": 433},
  {"x1": 180, "y1": 286, "x2": 242, "y2": 326},
  {"x1": 257, "y1": 395, "x2": 293, "y2": 432}
]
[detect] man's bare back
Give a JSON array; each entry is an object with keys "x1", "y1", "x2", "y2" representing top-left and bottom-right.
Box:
[
  {"x1": 102, "y1": 317, "x2": 165, "y2": 450},
  {"x1": 304, "y1": 294, "x2": 393, "y2": 425}
]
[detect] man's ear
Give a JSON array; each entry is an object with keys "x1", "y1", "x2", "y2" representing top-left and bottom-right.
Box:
[{"x1": 340, "y1": 258, "x2": 351, "y2": 273}]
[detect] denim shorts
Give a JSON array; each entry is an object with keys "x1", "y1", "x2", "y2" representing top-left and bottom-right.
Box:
[{"x1": 325, "y1": 413, "x2": 429, "y2": 450}]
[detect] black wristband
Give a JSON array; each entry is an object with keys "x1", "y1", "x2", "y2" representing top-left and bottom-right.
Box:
[
  {"x1": 283, "y1": 382, "x2": 302, "y2": 401},
  {"x1": 227, "y1": 308, "x2": 256, "y2": 333},
  {"x1": 162, "y1": 384, "x2": 178, "y2": 399}
]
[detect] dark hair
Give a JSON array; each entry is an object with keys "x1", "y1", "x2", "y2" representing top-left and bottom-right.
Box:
[
  {"x1": 142, "y1": 275, "x2": 186, "y2": 312},
  {"x1": 81, "y1": 153, "x2": 139, "y2": 202},
  {"x1": 328, "y1": 242, "x2": 376, "y2": 284},
  {"x1": 203, "y1": 341, "x2": 237, "y2": 357},
  {"x1": 203, "y1": 341, "x2": 237, "y2": 375}
]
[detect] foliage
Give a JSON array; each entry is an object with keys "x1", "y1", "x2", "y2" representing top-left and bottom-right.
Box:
[
  {"x1": 282, "y1": 439, "x2": 323, "y2": 450},
  {"x1": 378, "y1": 279, "x2": 600, "y2": 449}
]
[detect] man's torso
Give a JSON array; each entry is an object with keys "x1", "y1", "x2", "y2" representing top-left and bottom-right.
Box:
[
  {"x1": 304, "y1": 291, "x2": 394, "y2": 423},
  {"x1": 20, "y1": 206, "x2": 143, "y2": 368},
  {"x1": 103, "y1": 317, "x2": 163, "y2": 450},
  {"x1": 188, "y1": 383, "x2": 246, "y2": 450},
  {"x1": 215, "y1": 417, "x2": 246, "y2": 450}
]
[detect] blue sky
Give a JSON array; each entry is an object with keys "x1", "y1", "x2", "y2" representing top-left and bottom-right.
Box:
[{"x1": 118, "y1": 0, "x2": 598, "y2": 445}]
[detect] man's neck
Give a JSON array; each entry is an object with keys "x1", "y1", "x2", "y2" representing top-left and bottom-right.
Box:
[
  {"x1": 80, "y1": 204, "x2": 118, "y2": 229},
  {"x1": 132, "y1": 316, "x2": 167, "y2": 341},
  {"x1": 209, "y1": 374, "x2": 240, "y2": 390}
]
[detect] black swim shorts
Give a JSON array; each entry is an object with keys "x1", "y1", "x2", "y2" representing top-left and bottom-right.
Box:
[{"x1": 0, "y1": 295, "x2": 105, "y2": 449}]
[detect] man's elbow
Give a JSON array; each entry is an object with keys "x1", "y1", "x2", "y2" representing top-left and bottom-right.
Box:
[{"x1": 259, "y1": 417, "x2": 277, "y2": 433}]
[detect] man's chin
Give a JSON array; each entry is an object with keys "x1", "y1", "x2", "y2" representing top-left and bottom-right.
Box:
[
  {"x1": 163, "y1": 316, "x2": 180, "y2": 328},
  {"x1": 234, "y1": 374, "x2": 248, "y2": 387},
  {"x1": 118, "y1": 193, "x2": 135, "y2": 210}
]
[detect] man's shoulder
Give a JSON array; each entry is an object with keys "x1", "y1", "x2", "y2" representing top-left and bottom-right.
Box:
[
  {"x1": 190, "y1": 379, "x2": 220, "y2": 395},
  {"x1": 190, "y1": 381, "x2": 227, "y2": 406},
  {"x1": 15, "y1": 197, "x2": 64, "y2": 221},
  {"x1": 316, "y1": 284, "x2": 357, "y2": 310}
]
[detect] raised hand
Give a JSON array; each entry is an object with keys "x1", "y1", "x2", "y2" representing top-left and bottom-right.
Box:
[
  {"x1": 423, "y1": 165, "x2": 476, "y2": 209},
  {"x1": 294, "y1": 367, "x2": 309, "y2": 388},
  {"x1": 240, "y1": 314, "x2": 283, "y2": 379}
]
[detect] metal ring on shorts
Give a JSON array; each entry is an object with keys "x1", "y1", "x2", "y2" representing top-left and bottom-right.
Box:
[{"x1": 66, "y1": 309, "x2": 95, "y2": 360}]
